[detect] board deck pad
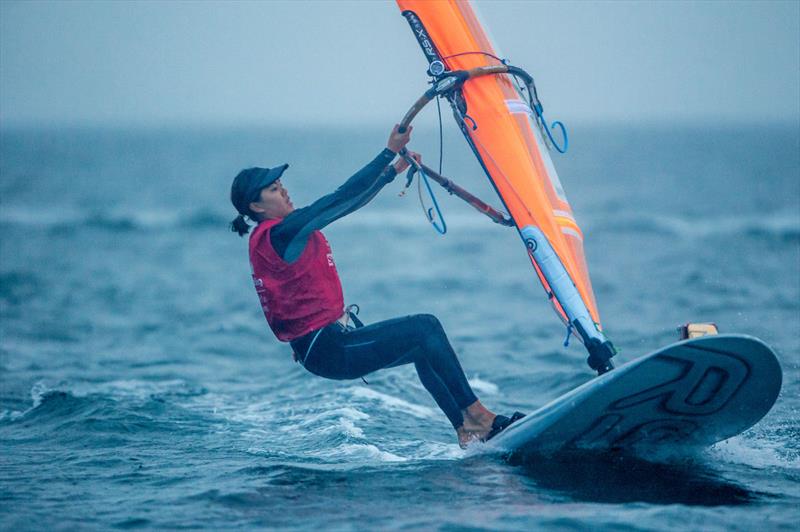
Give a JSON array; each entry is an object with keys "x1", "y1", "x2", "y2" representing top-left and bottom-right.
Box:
[{"x1": 489, "y1": 335, "x2": 782, "y2": 454}]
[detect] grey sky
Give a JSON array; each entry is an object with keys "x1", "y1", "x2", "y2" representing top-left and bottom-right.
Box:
[{"x1": 1, "y1": 0, "x2": 798, "y2": 127}]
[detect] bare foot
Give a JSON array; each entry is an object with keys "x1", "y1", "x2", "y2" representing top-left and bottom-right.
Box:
[
  {"x1": 456, "y1": 425, "x2": 484, "y2": 449},
  {"x1": 454, "y1": 401, "x2": 498, "y2": 447},
  {"x1": 462, "y1": 400, "x2": 496, "y2": 434}
]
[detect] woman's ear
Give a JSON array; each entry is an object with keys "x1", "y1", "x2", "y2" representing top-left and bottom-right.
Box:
[{"x1": 249, "y1": 201, "x2": 265, "y2": 215}]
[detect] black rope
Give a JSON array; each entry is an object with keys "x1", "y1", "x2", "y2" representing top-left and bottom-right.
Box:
[{"x1": 436, "y1": 96, "x2": 444, "y2": 175}]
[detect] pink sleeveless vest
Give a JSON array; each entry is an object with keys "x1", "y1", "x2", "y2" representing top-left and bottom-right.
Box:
[{"x1": 248, "y1": 219, "x2": 344, "y2": 341}]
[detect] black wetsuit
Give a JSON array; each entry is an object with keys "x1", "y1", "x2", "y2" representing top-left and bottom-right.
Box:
[{"x1": 274, "y1": 149, "x2": 478, "y2": 429}]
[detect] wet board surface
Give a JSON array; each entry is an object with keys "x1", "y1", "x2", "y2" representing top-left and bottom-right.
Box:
[{"x1": 489, "y1": 334, "x2": 782, "y2": 455}]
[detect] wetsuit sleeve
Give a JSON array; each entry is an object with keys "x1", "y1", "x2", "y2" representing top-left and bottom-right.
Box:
[{"x1": 270, "y1": 148, "x2": 398, "y2": 263}]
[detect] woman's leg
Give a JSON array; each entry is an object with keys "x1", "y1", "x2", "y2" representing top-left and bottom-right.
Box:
[
  {"x1": 303, "y1": 315, "x2": 482, "y2": 430},
  {"x1": 403, "y1": 314, "x2": 479, "y2": 411}
]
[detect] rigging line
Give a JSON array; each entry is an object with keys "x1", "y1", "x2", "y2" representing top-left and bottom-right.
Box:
[
  {"x1": 472, "y1": 119, "x2": 575, "y2": 240},
  {"x1": 537, "y1": 112, "x2": 569, "y2": 154},
  {"x1": 417, "y1": 163, "x2": 512, "y2": 225},
  {"x1": 440, "y1": 51, "x2": 505, "y2": 64},
  {"x1": 507, "y1": 72, "x2": 550, "y2": 148},
  {"x1": 416, "y1": 166, "x2": 447, "y2": 234},
  {"x1": 516, "y1": 74, "x2": 569, "y2": 154},
  {"x1": 511, "y1": 72, "x2": 547, "y2": 139},
  {"x1": 445, "y1": 72, "x2": 539, "y2": 217},
  {"x1": 454, "y1": 105, "x2": 535, "y2": 223},
  {"x1": 436, "y1": 95, "x2": 444, "y2": 175},
  {"x1": 404, "y1": 95, "x2": 446, "y2": 234},
  {"x1": 504, "y1": 69, "x2": 569, "y2": 154}
]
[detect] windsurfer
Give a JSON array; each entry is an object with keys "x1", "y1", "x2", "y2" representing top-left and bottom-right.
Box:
[{"x1": 229, "y1": 124, "x2": 522, "y2": 448}]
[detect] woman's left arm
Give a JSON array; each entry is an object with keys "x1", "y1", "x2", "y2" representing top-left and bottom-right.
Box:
[
  {"x1": 271, "y1": 150, "x2": 396, "y2": 262},
  {"x1": 271, "y1": 126, "x2": 418, "y2": 262}
]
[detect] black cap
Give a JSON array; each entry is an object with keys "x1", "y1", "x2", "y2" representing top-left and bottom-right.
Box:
[{"x1": 230, "y1": 164, "x2": 289, "y2": 216}]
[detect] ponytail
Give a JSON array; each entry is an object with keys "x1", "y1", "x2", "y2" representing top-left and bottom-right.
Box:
[{"x1": 230, "y1": 214, "x2": 251, "y2": 236}]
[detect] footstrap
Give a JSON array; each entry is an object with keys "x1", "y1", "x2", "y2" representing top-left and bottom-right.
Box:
[{"x1": 486, "y1": 411, "x2": 526, "y2": 441}]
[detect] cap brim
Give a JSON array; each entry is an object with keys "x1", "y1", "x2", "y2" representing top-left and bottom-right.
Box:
[
  {"x1": 255, "y1": 163, "x2": 289, "y2": 190},
  {"x1": 247, "y1": 163, "x2": 289, "y2": 202}
]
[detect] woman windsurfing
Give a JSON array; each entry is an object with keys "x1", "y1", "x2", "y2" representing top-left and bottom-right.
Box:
[{"x1": 229, "y1": 125, "x2": 523, "y2": 448}]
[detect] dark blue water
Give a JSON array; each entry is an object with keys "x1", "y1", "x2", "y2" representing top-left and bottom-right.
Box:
[{"x1": 1, "y1": 124, "x2": 798, "y2": 530}]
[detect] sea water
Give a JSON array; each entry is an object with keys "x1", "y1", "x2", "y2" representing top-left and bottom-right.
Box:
[{"x1": 1, "y1": 124, "x2": 798, "y2": 530}]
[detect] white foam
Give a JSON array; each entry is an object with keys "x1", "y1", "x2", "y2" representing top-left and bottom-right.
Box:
[
  {"x1": 69, "y1": 378, "x2": 189, "y2": 400},
  {"x1": 189, "y1": 391, "x2": 279, "y2": 426},
  {"x1": 468, "y1": 375, "x2": 499, "y2": 395},
  {"x1": 348, "y1": 386, "x2": 437, "y2": 419},
  {"x1": 226, "y1": 399, "x2": 281, "y2": 425},
  {"x1": 323, "y1": 443, "x2": 408, "y2": 463},
  {"x1": 295, "y1": 406, "x2": 370, "y2": 426},
  {"x1": 288, "y1": 406, "x2": 369, "y2": 439},
  {"x1": 709, "y1": 433, "x2": 798, "y2": 469},
  {"x1": 0, "y1": 381, "x2": 65, "y2": 421},
  {"x1": 30, "y1": 380, "x2": 51, "y2": 408},
  {"x1": 337, "y1": 418, "x2": 365, "y2": 439},
  {"x1": 609, "y1": 210, "x2": 800, "y2": 240},
  {"x1": 0, "y1": 204, "x2": 185, "y2": 230},
  {"x1": 0, "y1": 381, "x2": 54, "y2": 421},
  {"x1": 411, "y1": 440, "x2": 467, "y2": 460}
]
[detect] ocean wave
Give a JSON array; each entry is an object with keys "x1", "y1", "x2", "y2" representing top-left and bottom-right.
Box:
[
  {"x1": 467, "y1": 375, "x2": 499, "y2": 395},
  {"x1": 1, "y1": 381, "x2": 208, "y2": 442},
  {"x1": 595, "y1": 211, "x2": 800, "y2": 242},
  {"x1": 198, "y1": 393, "x2": 282, "y2": 431},
  {"x1": 203, "y1": 386, "x2": 464, "y2": 465},
  {"x1": 710, "y1": 421, "x2": 800, "y2": 469},
  {"x1": 67, "y1": 378, "x2": 205, "y2": 401},
  {"x1": 348, "y1": 386, "x2": 438, "y2": 419},
  {"x1": 0, "y1": 381, "x2": 55, "y2": 421},
  {"x1": 7, "y1": 389, "x2": 98, "y2": 427},
  {"x1": 201, "y1": 389, "x2": 375, "y2": 453},
  {"x1": 290, "y1": 406, "x2": 370, "y2": 440},
  {"x1": 0, "y1": 203, "x2": 504, "y2": 235},
  {"x1": 315, "y1": 442, "x2": 408, "y2": 463},
  {"x1": 409, "y1": 440, "x2": 465, "y2": 460},
  {"x1": 0, "y1": 205, "x2": 229, "y2": 233},
  {"x1": 5, "y1": 203, "x2": 794, "y2": 242}
]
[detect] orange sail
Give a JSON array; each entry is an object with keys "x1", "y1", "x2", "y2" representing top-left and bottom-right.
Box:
[{"x1": 397, "y1": 0, "x2": 613, "y2": 372}]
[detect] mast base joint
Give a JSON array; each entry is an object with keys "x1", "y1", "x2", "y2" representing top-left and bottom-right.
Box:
[{"x1": 586, "y1": 339, "x2": 617, "y2": 375}]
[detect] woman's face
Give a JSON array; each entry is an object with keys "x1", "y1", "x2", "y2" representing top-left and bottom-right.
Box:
[{"x1": 249, "y1": 179, "x2": 294, "y2": 219}]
